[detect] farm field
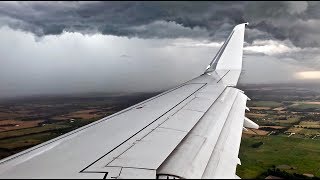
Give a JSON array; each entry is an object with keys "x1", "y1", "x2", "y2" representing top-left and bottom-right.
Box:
[
  {"x1": 236, "y1": 84, "x2": 320, "y2": 179},
  {"x1": 237, "y1": 135, "x2": 320, "y2": 179}
]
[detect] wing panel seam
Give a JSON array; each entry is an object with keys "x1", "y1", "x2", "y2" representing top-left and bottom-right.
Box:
[{"x1": 80, "y1": 83, "x2": 207, "y2": 173}]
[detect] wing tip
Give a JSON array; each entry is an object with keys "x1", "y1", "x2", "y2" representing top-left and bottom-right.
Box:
[
  {"x1": 234, "y1": 22, "x2": 249, "y2": 30},
  {"x1": 205, "y1": 22, "x2": 248, "y2": 73}
]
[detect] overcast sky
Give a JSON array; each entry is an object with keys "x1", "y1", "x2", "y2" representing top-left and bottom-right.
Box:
[{"x1": 0, "y1": 1, "x2": 320, "y2": 98}]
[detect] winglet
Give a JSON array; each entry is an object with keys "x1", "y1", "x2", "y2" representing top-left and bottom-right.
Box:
[{"x1": 205, "y1": 23, "x2": 248, "y2": 73}]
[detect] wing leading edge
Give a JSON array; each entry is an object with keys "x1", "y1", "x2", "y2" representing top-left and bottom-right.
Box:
[{"x1": 0, "y1": 23, "x2": 257, "y2": 179}]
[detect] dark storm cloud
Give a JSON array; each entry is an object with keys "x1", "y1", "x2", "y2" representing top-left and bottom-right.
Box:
[
  {"x1": 1, "y1": 1, "x2": 320, "y2": 99},
  {"x1": 0, "y1": 1, "x2": 319, "y2": 48}
]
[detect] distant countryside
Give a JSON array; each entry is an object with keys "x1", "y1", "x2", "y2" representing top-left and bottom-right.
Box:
[{"x1": 236, "y1": 84, "x2": 320, "y2": 179}]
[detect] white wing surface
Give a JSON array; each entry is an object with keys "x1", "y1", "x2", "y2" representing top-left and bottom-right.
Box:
[{"x1": 0, "y1": 23, "x2": 257, "y2": 179}]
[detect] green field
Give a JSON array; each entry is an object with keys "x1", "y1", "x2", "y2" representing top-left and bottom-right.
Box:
[
  {"x1": 0, "y1": 124, "x2": 71, "y2": 139},
  {"x1": 248, "y1": 101, "x2": 282, "y2": 108},
  {"x1": 236, "y1": 135, "x2": 320, "y2": 179},
  {"x1": 273, "y1": 117, "x2": 300, "y2": 127},
  {"x1": 287, "y1": 127, "x2": 320, "y2": 137},
  {"x1": 0, "y1": 132, "x2": 56, "y2": 150},
  {"x1": 289, "y1": 103, "x2": 320, "y2": 111}
]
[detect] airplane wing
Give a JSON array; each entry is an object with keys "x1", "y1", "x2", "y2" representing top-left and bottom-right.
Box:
[{"x1": 0, "y1": 23, "x2": 258, "y2": 179}]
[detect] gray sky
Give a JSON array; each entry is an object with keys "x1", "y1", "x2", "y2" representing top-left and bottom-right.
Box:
[{"x1": 0, "y1": 1, "x2": 320, "y2": 98}]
